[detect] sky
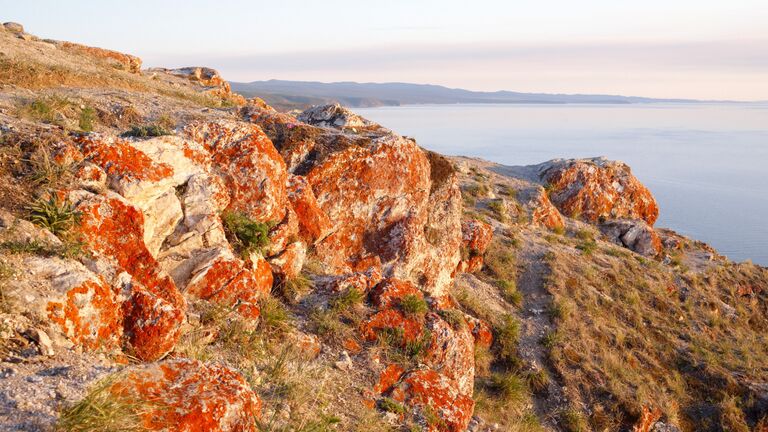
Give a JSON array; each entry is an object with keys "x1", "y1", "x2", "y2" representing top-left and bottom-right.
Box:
[{"x1": 3, "y1": 0, "x2": 767, "y2": 100}]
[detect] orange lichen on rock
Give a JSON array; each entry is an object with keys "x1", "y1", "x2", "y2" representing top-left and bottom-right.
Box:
[
  {"x1": 530, "y1": 190, "x2": 566, "y2": 230},
  {"x1": 75, "y1": 134, "x2": 174, "y2": 184},
  {"x1": 359, "y1": 308, "x2": 424, "y2": 344},
  {"x1": 464, "y1": 315, "x2": 493, "y2": 349},
  {"x1": 46, "y1": 278, "x2": 122, "y2": 351},
  {"x1": 182, "y1": 121, "x2": 287, "y2": 223},
  {"x1": 389, "y1": 368, "x2": 474, "y2": 432},
  {"x1": 308, "y1": 136, "x2": 430, "y2": 273},
  {"x1": 375, "y1": 364, "x2": 405, "y2": 394},
  {"x1": 75, "y1": 193, "x2": 185, "y2": 360},
  {"x1": 186, "y1": 249, "x2": 272, "y2": 319},
  {"x1": 109, "y1": 359, "x2": 261, "y2": 432},
  {"x1": 632, "y1": 405, "x2": 663, "y2": 432},
  {"x1": 369, "y1": 278, "x2": 423, "y2": 309},
  {"x1": 457, "y1": 220, "x2": 493, "y2": 273},
  {"x1": 539, "y1": 157, "x2": 659, "y2": 225},
  {"x1": 286, "y1": 174, "x2": 332, "y2": 244},
  {"x1": 423, "y1": 313, "x2": 475, "y2": 395},
  {"x1": 56, "y1": 41, "x2": 142, "y2": 73}
]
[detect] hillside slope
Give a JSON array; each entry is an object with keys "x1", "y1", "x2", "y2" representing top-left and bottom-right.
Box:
[{"x1": 1, "y1": 22, "x2": 767, "y2": 432}]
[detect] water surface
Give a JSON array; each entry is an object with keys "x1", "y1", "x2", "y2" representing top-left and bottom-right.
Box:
[{"x1": 357, "y1": 103, "x2": 768, "y2": 266}]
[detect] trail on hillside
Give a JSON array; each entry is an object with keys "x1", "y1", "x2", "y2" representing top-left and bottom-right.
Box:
[{"x1": 515, "y1": 233, "x2": 568, "y2": 430}]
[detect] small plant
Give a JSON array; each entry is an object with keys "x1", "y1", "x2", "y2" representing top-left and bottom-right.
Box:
[
  {"x1": 27, "y1": 195, "x2": 80, "y2": 236},
  {"x1": 541, "y1": 329, "x2": 561, "y2": 350},
  {"x1": 547, "y1": 299, "x2": 571, "y2": 321},
  {"x1": 221, "y1": 211, "x2": 271, "y2": 257},
  {"x1": 57, "y1": 374, "x2": 155, "y2": 432},
  {"x1": 26, "y1": 147, "x2": 72, "y2": 187},
  {"x1": 575, "y1": 228, "x2": 594, "y2": 241},
  {"x1": 258, "y1": 296, "x2": 291, "y2": 334},
  {"x1": 497, "y1": 184, "x2": 517, "y2": 198},
  {"x1": 399, "y1": 294, "x2": 428, "y2": 317},
  {"x1": 121, "y1": 124, "x2": 172, "y2": 138},
  {"x1": 329, "y1": 287, "x2": 364, "y2": 313},
  {"x1": 79, "y1": 106, "x2": 96, "y2": 132},
  {"x1": 0, "y1": 263, "x2": 14, "y2": 314},
  {"x1": 487, "y1": 199, "x2": 507, "y2": 222},
  {"x1": 274, "y1": 273, "x2": 313, "y2": 304},
  {"x1": 576, "y1": 239, "x2": 597, "y2": 255},
  {"x1": 560, "y1": 408, "x2": 588, "y2": 432},
  {"x1": 524, "y1": 369, "x2": 549, "y2": 394},
  {"x1": 488, "y1": 372, "x2": 528, "y2": 404},
  {"x1": 496, "y1": 279, "x2": 522, "y2": 307},
  {"x1": 379, "y1": 397, "x2": 406, "y2": 415},
  {"x1": 552, "y1": 225, "x2": 566, "y2": 235},
  {"x1": 495, "y1": 314, "x2": 521, "y2": 365},
  {"x1": 437, "y1": 309, "x2": 466, "y2": 330}
]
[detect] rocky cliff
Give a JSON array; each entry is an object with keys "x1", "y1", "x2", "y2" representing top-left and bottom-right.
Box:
[{"x1": 1, "y1": 23, "x2": 767, "y2": 432}]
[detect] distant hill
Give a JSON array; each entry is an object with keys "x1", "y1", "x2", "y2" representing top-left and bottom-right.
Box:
[{"x1": 230, "y1": 79, "x2": 702, "y2": 111}]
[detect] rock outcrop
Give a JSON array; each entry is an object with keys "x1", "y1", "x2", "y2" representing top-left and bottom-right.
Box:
[
  {"x1": 538, "y1": 157, "x2": 659, "y2": 225},
  {"x1": 457, "y1": 219, "x2": 493, "y2": 273},
  {"x1": 244, "y1": 103, "x2": 462, "y2": 298}
]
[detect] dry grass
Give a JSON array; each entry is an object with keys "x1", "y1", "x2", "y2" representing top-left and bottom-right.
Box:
[{"x1": 541, "y1": 247, "x2": 768, "y2": 431}]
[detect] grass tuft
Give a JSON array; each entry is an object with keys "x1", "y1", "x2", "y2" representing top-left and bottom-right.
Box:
[
  {"x1": 221, "y1": 211, "x2": 272, "y2": 257},
  {"x1": 27, "y1": 195, "x2": 80, "y2": 236}
]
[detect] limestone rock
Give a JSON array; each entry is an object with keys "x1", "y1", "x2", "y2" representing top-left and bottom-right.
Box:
[
  {"x1": 53, "y1": 41, "x2": 142, "y2": 73},
  {"x1": 538, "y1": 157, "x2": 659, "y2": 225},
  {"x1": 8, "y1": 256, "x2": 122, "y2": 352},
  {"x1": 182, "y1": 121, "x2": 288, "y2": 224},
  {"x1": 109, "y1": 359, "x2": 261, "y2": 431},
  {"x1": 458, "y1": 220, "x2": 493, "y2": 273},
  {"x1": 389, "y1": 367, "x2": 474, "y2": 432},
  {"x1": 298, "y1": 103, "x2": 380, "y2": 130},
  {"x1": 3, "y1": 22, "x2": 24, "y2": 34},
  {"x1": 0, "y1": 209, "x2": 61, "y2": 247},
  {"x1": 600, "y1": 219, "x2": 662, "y2": 257}
]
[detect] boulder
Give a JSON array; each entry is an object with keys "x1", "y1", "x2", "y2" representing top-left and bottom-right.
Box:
[
  {"x1": 423, "y1": 313, "x2": 475, "y2": 396},
  {"x1": 74, "y1": 192, "x2": 185, "y2": 361},
  {"x1": 388, "y1": 367, "x2": 474, "y2": 432},
  {"x1": 458, "y1": 220, "x2": 493, "y2": 273},
  {"x1": 182, "y1": 121, "x2": 288, "y2": 224},
  {"x1": 538, "y1": 157, "x2": 658, "y2": 225},
  {"x1": 600, "y1": 219, "x2": 662, "y2": 257},
  {"x1": 8, "y1": 256, "x2": 122, "y2": 352},
  {"x1": 0, "y1": 209, "x2": 61, "y2": 247},
  {"x1": 268, "y1": 241, "x2": 306, "y2": 280},
  {"x1": 185, "y1": 247, "x2": 272, "y2": 319},
  {"x1": 109, "y1": 359, "x2": 261, "y2": 431},
  {"x1": 3, "y1": 22, "x2": 24, "y2": 34},
  {"x1": 298, "y1": 103, "x2": 382, "y2": 131},
  {"x1": 530, "y1": 189, "x2": 565, "y2": 230}
]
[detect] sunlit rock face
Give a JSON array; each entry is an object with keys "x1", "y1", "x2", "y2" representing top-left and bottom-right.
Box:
[
  {"x1": 108, "y1": 359, "x2": 262, "y2": 432},
  {"x1": 538, "y1": 157, "x2": 659, "y2": 225},
  {"x1": 244, "y1": 103, "x2": 463, "y2": 298}
]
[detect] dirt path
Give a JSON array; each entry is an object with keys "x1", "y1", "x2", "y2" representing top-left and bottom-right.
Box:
[{"x1": 515, "y1": 233, "x2": 568, "y2": 430}]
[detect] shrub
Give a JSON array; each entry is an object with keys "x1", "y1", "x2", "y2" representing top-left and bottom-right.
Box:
[
  {"x1": 121, "y1": 124, "x2": 172, "y2": 138},
  {"x1": 27, "y1": 195, "x2": 80, "y2": 236},
  {"x1": 560, "y1": 408, "x2": 588, "y2": 432},
  {"x1": 79, "y1": 106, "x2": 96, "y2": 132},
  {"x1": 575, "y1": 228, "x2": 594, "y2": 241},
  {"x1": 524, "y1": 369, "x2": 549, "y2": 394},
  {"x1": 221, "y1": 211, "x2": 271, "y2": 257},
  {"x1": 399, "y1": 294, "x2": 428, "y2": 317}
]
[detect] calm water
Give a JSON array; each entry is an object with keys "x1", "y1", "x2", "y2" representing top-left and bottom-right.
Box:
[{"x1": 357, "y1": 103, "x2": 768, "y2": 266}]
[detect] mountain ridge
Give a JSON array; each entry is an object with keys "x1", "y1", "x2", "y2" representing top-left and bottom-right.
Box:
[{"x1": 230, "y1": 79, "x2": 736, "y2": 110}]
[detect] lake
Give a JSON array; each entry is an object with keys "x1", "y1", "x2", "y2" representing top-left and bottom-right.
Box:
[{"x1": 356, "y1": 103, "x2": 768, "y2": 266}]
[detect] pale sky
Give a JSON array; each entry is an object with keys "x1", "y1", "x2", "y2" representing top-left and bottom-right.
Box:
[{"x1": 3, "y1": 0, "x2": 767, "y2": 100}]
